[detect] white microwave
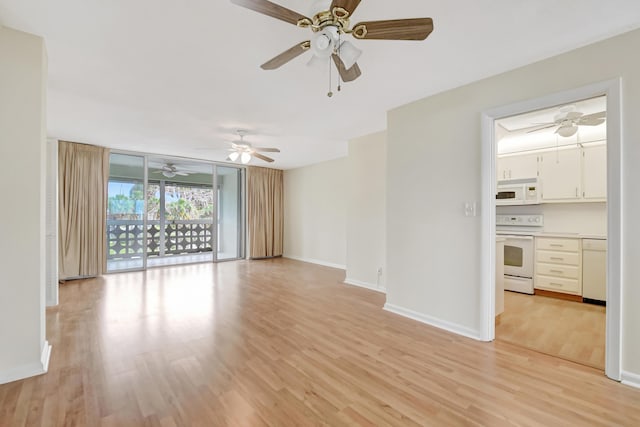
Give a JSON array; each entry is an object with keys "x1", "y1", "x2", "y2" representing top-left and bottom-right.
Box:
[{"x1": 496, "y1": 178, "x2": 540, "y2": 205}]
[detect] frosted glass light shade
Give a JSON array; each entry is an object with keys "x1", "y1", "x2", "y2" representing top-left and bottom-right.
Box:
[
  {"x1": 557, "y1": 125, "x2": 578, "y2": 138},
  {"x1": 228, "y1": 152, "x2": 240, "y2": 161},
  {"x1": 241, "y1": 152, "x2": 251, "y2": 164},
  {"x1": 312, "y1": 26, "x2": 339, "y2": 59},
  {"x1": 338, "y1": 41, "x2": 362, "y2": 70},
  {"x1": 307, "y1": 54, "x2": 328, "y2": 69}
]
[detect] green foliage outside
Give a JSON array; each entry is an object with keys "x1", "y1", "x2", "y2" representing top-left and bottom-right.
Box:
[{"x1": 108, "y1": 181, "x2": 214, "y2": 256}]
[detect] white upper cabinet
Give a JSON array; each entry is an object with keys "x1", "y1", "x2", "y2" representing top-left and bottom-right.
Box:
[
  {"x1": 497, "y1": 153, "x2": 538, "y2": 181},
  {"x1": 538, "y1": 147, "x2": 582, "y2": 201},
  {"x1": 497, "y1": 142, "x2": 606, "y2": 203},
  {"x1": 582, "y1": 143, "x2": 607, "y2": 200}
]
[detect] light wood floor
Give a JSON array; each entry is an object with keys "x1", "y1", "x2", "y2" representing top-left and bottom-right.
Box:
[
  {"x1": 496, "y1": 291, "x2": 606, "y2": 369},
  {"x1": 1, "y1": 259, "x2": 639, "y2": 426}
]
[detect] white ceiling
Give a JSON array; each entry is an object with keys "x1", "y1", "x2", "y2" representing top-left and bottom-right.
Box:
[{"x1": 1, "y1": 1, "x2": 640, "y2": 169}]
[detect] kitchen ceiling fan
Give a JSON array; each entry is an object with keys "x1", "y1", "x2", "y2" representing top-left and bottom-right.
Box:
[
  {"x1": 527, "y1": 105, "x2": 606, "y2": 137},
  {"x1": 226, "y1": 130, "x2": 280, "y2": 164},
  {"x1": 152, "y1": 163, "x2": 191, "y2": 178},
  {"x1": 230, "y1": 0, "x2": 434, "y2": 94}
]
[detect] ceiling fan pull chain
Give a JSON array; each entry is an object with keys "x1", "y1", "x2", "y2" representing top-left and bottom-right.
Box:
[
  {"x1": 328, "y1": 56, "x2": 333, "y2": 97},
  {"x1": 337, "y1": 33, "x2": 342, "y2": 92}
]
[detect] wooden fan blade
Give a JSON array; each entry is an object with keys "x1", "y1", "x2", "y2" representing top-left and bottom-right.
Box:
[
  {"x1": 330, "y1": 0, "x2": 362, "y2": 16},
  {"x1": 332, "y1": 54, "x2": 361, "y2": 82},
  {"x1": 230, "y1": 0, "x2": 309, "y2": 26},
  {"x1": 261, "y1": 41, "x2": 311, "y2": 70},
  {"x1": 352, "y1": 18, "x2": 434, "y2": 40},
  {"x1": 254, "y1": 147, "x2": 280, "y2": 152},
  {"x1": 252, "y1": 152, "x2": 275, "y2": 163},
  {"x1": 578, "y1": 111, "x2": 606, "y2": 126}
]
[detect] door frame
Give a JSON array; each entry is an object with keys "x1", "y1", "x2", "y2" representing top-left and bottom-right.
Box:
[{"x1": 479, "y1": 78, "x2": 622, "y2": 381}]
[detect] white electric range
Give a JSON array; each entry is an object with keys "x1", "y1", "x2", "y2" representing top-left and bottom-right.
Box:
[{"x1": 496, "y1": 214, "x2": 544, "y2": 294}]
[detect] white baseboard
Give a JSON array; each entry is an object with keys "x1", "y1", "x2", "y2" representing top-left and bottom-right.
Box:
[
  {"x1": 344, "y1": 278, "x2": 386, "y2": 294},
  {"x1": 383, "y1": 303, "x2": 481, "y2": 341},
  {"x1": 0, "y1": 340, "x2": 51, "y2": 385},
  {"x1": 621, "y1": 371, "x2": 640, "y2": 389},
  {"x1": 283, "y1": 256, "x2": 346, "y2": 270}
]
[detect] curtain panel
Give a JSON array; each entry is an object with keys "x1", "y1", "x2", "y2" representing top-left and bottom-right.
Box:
[
  {"x1": 58, "y1": 141, "x2": 110, "y2": 279},
  {"x1": 247, "y1": 166, "x2": 284, "y2": 259}
]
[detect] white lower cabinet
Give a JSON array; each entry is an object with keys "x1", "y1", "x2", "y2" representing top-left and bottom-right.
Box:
[
  {"x1": 582, "y1": 239, "x2": 607, "y2": 302},
  {"x1": 535, "y1": 237, "x2": 582, "y2": 296}
]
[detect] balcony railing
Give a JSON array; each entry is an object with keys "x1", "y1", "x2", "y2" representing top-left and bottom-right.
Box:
[{"x1": 107, "y1": 219, "x2": 213, "y2": 259}]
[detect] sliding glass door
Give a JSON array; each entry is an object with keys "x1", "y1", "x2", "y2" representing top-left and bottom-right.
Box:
[
  {"x1": 107, "y1": 153, "x2": 146, "y2": 271},
  {"x1": 217, "y1": 166, "x2": 244, "y2": 260},
  {"x1": 107, "y1": 153, "x2": 244, "y2": 272},
  {"x1": 147, "y1": 157, "x2": 215, "y2": 267}
]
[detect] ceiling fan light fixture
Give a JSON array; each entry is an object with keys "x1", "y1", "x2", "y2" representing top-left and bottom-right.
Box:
[
  {"x1": 307, "y1": 53, "x2": 328, "y2": 69},
  {"x1": 162, "y1": 171, "x2": 176, "y2": 178},
  {"x1": 338, "y1": 40, "x2": 362, "y2": 70},
  {"x1": 557, "y1": 125, "x2": 578, "y2": 138},
  {"x1": 241, "y1": 152, "x2": 252, "y2": 164},
  {"x1": 312, "y1": 26, "x2": 338, "y2": 58},
  {"x1": 228, "y1": 151, "x2": 240, "y2": 162}
]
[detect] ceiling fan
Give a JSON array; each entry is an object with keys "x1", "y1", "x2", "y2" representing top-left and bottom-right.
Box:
[
  {"x1": 527, "y1": 105, "x2": 606, "y2": 137},
  {"x1": 226, "y1": 130, "x2": 280, "y2": 164},
  {"x1": 230, "y1": 0, "x2": 434, "y2": 93},
  {"x1": 152, "y1": 163, "x2": 190, "y2": 178}
]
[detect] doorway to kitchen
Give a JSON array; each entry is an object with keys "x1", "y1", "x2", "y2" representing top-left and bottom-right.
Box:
[
  {"x1": 480, "y1": 80, "x2": 622, "y2": 381},
  {"x1": 496, "y1": 96, "x2": 607, "y2": 369}
]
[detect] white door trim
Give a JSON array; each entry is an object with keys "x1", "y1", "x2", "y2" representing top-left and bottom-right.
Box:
[{"x1": 480, "y1": 79, "x2": 622, "y2": 381}]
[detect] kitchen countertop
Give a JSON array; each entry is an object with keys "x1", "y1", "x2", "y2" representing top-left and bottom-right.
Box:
[{"x1": 496, "y1": 230, "x2": 607, "y2": 240}]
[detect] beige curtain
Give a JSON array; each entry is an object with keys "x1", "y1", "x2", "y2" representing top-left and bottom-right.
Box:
[
  {"x1": 247, "y1": 166, "x2": 284, "y2": 259},
  {"x1": 58, "y1": 141, "x2": 110, "y2": 279}
]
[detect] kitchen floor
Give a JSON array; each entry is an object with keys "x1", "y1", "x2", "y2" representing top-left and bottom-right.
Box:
[{"x1": 495, "y1": 291, "x2": 605, "y2": 370}]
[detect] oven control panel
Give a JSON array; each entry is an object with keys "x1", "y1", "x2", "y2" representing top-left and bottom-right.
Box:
[{"x1": 496, "y1": 214, "x2": 544, "y2": 227}]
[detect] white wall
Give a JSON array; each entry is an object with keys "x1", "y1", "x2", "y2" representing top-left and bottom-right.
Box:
[
  {"x1": 386, "y1": 28, "x2": 640, "y2": 378},
  {"x1": 497, "y1": 203, "x2": 607, "y2": 236},
  {"x1": 46, "y1": 139, "x2": 59, "y2": 306},
  {"x1": 0, "y1": 26, "x2": 50, "y2": 384},
  {"x1": 345, "y1": 131, "x2": 387, "y2": 292},
  {"x1": 283, "y1": 157, "x2": 347, "y2": 269}
]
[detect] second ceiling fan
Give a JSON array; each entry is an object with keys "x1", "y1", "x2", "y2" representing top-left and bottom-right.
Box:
[
  {"x1": 231, "y1": 0, "x2": 434, "y2": 88},
  {"x1": 527, "y1": 105, "x2": 606, "y2": 138}
]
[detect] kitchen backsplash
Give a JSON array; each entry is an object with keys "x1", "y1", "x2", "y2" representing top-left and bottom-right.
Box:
[{"x1": 496, "y1": 202, "x2": 606, "y2": 236}]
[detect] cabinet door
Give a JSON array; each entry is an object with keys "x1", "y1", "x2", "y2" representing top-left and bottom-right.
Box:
[
  {"x1": 497, "y1": 157, "x2": 509, "y2": 181},
  {"x1": 507, "y1": 153, "x2": 538, "y2": 180},
  {"x1": 497, "y1": 153, "x2": 538, "y2": 180},
  {"x1": 582, "y1": 144, "x2": 607, "y2": 200},
  {"x1": 539, "y1": 147, "x2": 581, "y2": 201}
]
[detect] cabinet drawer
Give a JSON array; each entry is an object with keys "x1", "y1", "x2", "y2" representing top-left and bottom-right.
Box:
[
  {"x1": 536, "y1": 238, "x2": 580, "y2": 252},
  {"x1": 583, "y1": 239, "x2": 606, "y2": 250},
  {"x1": 536, "y1": 262, "x2": 580, "y2": 279},
  {"x1": 535, "y1": 275, "x2": 581, "y2": 295},
  {"x1": 536, "y1": 250, "x2": 580, "y2": 266}
]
